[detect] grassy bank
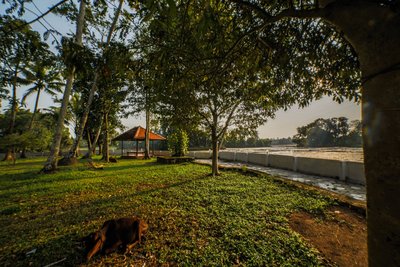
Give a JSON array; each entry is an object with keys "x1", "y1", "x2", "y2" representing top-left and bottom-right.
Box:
[{"x1": 0, "y1": 157, "x2": 336, "y2": 266}]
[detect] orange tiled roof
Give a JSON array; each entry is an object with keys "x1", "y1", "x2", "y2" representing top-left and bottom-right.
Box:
[{"x1": 112, "y1": 126, "x2": 166, "y2": 141}]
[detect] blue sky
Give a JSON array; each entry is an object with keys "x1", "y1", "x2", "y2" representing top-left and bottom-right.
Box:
[{"x1": 2, "y1": 1, "x2": 361, "y2": 139}]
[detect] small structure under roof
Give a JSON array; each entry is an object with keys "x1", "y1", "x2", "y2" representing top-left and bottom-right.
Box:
[{"x1": 112, "y1": 126, "x2": 166, "y2": 158}]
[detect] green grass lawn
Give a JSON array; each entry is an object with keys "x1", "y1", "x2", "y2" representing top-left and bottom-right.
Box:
[{"x1": 0, "y1": 157, "x2": 336, "y2": 266}]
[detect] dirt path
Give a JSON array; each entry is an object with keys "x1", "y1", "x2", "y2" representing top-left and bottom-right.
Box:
[{"x1": 289, "y1": 206, "x2": 367, "y2": 266}]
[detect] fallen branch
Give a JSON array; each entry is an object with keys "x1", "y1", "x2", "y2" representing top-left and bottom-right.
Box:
[
  {"x1": 43, "y1": 257, "x2": 67, "y2": 267},
  {"x1": 165, "y1": 206, "x2": 178, "y2": 216}
]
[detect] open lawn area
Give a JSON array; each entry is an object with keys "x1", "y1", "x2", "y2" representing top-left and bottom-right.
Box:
[{"x1": 0, "y1": 158, "x2": 365, "y2": 266}]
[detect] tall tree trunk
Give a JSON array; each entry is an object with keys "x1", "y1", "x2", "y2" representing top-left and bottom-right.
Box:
[
  {"x1": 90, "y1": 120, "x2": 103, "y2": 157},
  {"x1": 3, "y1": 61, "x2": 20, "y2": 161},
  {"x1": 20, "y1": 87, "x2": 42, "y2": 158},
  {"x1": 29, "y1": 87, "x2": 41, "y2": 130},
  {"x1": 41, "y1": 0, "x2": 86, "y2": 172},
  {"x1": 144, "y1": 109, "x2": 151, "y2": 159},
  {"x1": 102, "y1": 112, "x2": 109, "y2": 162},
  {"x1": 320, "y1": 4, "x2": 400, "y2": 266},
  {"x1": 67, "y1": 0, "x2": 124, "y2": 160},
  {"x1": 3, "y1": 148, "x2": 14, "y2": 162},
  {"x1": 86, "y1": 129, "x2": 92, "y2": 154},
  {"x1": 9, "y1": 64, "x2": 18, "y2": 134},
  {"x1": 82, "y1": 129, "x2": 92, "y2": 159},
  {"x1": 211, "y1": 128, "x2": 219, "y2": 176},
  {"x1": 211, "y1": 113, "x2": 219, "y2": 176},
  {"x1": 68, "y1": 72, "x2": 98, "y2": 159},
  {"x1": 209, "y1": 102, "x2": 237, "y2": 176},
  {"x1": 98, "y1": 142, "x2": 102, "y2": 156}
]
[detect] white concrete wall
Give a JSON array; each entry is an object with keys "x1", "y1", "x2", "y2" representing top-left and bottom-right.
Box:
[
  {"x1": 346, "y1": 162, "x2": 365, "y2": 185},
  {"x1": 248, "y1": 153, "x2": 268, "y2": 166},
  {"x1": 296, "y1": 157, "x2": 342, "y2": 179},
  {"x1": 190, "y1": 150, "x2": 366, "y2": 185},
  {"x1": 188, "y1": 151, "x2": 212, "y2": 159},
  {"x1": 219, "y1": 151, "x2": 236, "y2": 161},
  {"x1": 235, "y1": 152, "x2": 249, "y2": 163},
  {"x1": 268, "y1": 154, "x2": 294, "y2": 170}
]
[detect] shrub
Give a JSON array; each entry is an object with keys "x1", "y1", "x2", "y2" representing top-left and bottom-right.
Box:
[{"x1": 168, "y1": 129, "x2": 189, "y2": 156}]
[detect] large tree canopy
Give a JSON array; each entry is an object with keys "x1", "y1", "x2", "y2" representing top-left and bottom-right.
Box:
[
  {"x1": 136, "y1": 0, "x2": 360, "y2": 175},
  {"x1": 228, "y1": 1, "x2": 400, "y2": 265}
]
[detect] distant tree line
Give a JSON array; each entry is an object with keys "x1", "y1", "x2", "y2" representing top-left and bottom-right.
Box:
[
  {"x1": 269, "y1": 137, "x2": 294, "y2": 146},
  {"x1": 223, "y1": 136, "x2": 271, "y2": 148},
  {"x1": 0, "y1": 109, "x2": 72, "y2": 155},
  {"x1": 292, "y1": 117, "x2": 362, "y2": 147},
  {"x1": 186, "y1": 127, "x2": 272, "y2": 149}
]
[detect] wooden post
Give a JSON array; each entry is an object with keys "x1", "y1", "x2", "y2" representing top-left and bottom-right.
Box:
[
  {"x1": 121, "y1": 141, "x2": 124, "y2": 157},
  {"x1": 136, "y1": 140, "x2": 138, "y2": 157}
]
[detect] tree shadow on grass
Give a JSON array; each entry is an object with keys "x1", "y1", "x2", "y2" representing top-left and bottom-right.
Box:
[
  {"x1": 1, "y1": 232, "x2": 85, "y2": 267},
  {"x1": 1, "y1": 161, "x2": 170, "y2": 182},
  {"x1": 0, "y1": 159, "x2": 44, "y2": 170},
  {"x1": 87, "y1": 174, "x2": 208, "y2": 205},
  {"x1": 1, "y1": 172, "x2": 211, "y2": 227},
  {"x1": 0, "y1": 169, "x2": 64, "y2": 193},
  {"x1": 3, "y1": 230, "x2": 150, "y2": 267},
  {"x1": 0, "y1": 163, "x2": 181, "y2": 195},
  {"x1": 99, "y1": 161, "x2": 166, "y2": 172},
  {"x1": 0, "y1": 173, "x2": 212, "y2": 267}
]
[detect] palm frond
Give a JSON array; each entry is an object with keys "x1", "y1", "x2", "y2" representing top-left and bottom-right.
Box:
[{"x1": 21, "y1": 85, "x2": 39, "y2": 104}]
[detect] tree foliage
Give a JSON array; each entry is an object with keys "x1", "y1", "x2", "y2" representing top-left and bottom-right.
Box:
[
  {"x1": 168, "y1": 128, "x2": 189, "y2": 156},
  {"x1": 0, "y1": 109, "x2": 72, "y2": 153},
  {"x1": 96, "y1": 42, "x2": 132, "y2": 161},
  {"x1": 224, "y1": 129, "x2": 271, "y2": 148},
  {"x1": 134, "y1": 0, "x2": 362, "y2": 175},
  {"x1": 134, "y1": 1, "x2": 280, "y2": 174},
  {"x1": 0, "y1": 16, "x2": 44, "y2": 110},
  {"x1": 293, "y1": 117, "x2": 362, "y2": 147}
]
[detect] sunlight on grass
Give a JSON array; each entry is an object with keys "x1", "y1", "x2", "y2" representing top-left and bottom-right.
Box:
[{"x1": 0, "y1": 157, "x2": 335, "y2": 266}]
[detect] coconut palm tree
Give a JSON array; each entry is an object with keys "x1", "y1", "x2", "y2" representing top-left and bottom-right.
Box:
[
  {"x1": 20, "y1": 59, "x2": 63, "y2": 157},
  {"x1": 0, "y1": 17, "x2": 42, "y2": 161},
  {"x1": 21, "y1": 62, "x2": 63, "y2": 128}
]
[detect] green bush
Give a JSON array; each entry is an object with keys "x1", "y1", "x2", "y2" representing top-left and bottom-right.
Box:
[{"x1": 168, "y1": 129, "x2": 189, "y2": 156}]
